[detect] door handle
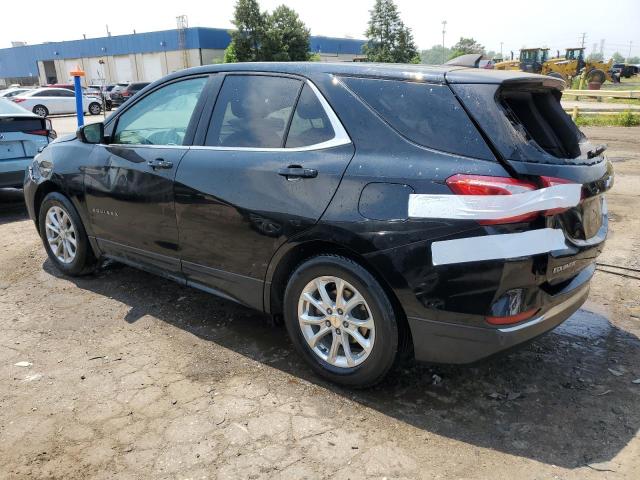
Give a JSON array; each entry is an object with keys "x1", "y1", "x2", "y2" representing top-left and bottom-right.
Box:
[
  {"x1": 147, "y1": 158, "x2": 173, "y2": 169},
  {"x1": 277, "y1": 166, "x2": 318, "y2": 179}
]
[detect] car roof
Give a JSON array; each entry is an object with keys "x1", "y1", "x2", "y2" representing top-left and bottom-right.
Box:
[{"x1": 159, "y1": 61, "x2": 564, "y2": 88}]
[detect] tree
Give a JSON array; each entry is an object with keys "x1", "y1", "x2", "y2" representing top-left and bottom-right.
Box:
[
  {"x1": 629, "y1": 56, "x2": 640, "y2": 64},
  {"x1": 363, "y1": 0, "x2": 419, "y2": 63},
  {"x1": 420, "y1": 44, "x2": 452, "y2": 64},
  {"x1": 449, "y1": 37, "x2": 485, "y2": 60},
  {"x1": 262, "y1": 5, "x2": 311, "y2": 61},
  {"x1": 227, "y1": 0, "x2": 266, "y2": 62},
  {"x1": 225, "y1": 0, "x2": 312, "y2": 63},
  {"x1": 611, "y1": 51, "x2": 625, "y2": 63}
]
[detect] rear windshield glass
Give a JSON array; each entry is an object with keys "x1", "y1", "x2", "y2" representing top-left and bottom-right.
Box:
[{"x1": 342, "y1": 77, "x2": 494, "y2": 160}]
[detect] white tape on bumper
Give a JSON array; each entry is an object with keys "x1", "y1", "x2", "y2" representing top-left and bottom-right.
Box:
[
  {"x1": 431, "y1": 228, "x2": 568, "y2": 266},
  {"x1": 408, "y1": 184, "x2": 582, "y2": 220}
]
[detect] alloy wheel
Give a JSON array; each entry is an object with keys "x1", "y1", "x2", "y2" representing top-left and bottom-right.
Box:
[
  {"x1": 45, "y1": 206, "x2": 77, "y2": 264},
  {"x1": 297, "y1": 275, "x2": 375, "y2": 368}
]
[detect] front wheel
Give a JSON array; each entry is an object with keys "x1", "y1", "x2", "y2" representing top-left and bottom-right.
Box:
[
  {"x1": 33, "y1": 105, "x2": 49, "y2": 117},
  {"x1": 38, "y1": 192, "x2": 97, "y2": 276},
  {"x1": 283, "y1": 255, "x2": 399, "y2": 388}
]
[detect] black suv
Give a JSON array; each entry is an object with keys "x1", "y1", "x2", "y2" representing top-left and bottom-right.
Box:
[
  {"x1": 24, "y1": 63, "x2": 612, "y2": 387},
  {"x1": 109, "y1": 82, "x2": 150, "y2": 107}
]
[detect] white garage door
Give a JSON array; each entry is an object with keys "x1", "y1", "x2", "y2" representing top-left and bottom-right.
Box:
[
  {"x1": 114, "y1": 55, "x2": 133, "y2": 83},
  {"x1": 141, "y1": 54, "x2": 163, "y2": 82},
  {"x1": 87, "y1": 58, "x2": 106, "y2": 85},
  {"x1": 63, "y1": 59, "x2": 82, "y2": 82}
]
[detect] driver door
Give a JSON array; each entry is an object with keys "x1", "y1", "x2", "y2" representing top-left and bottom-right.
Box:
[{"x1": 84, "y1": 76, "x2": 209, "y2": 277}]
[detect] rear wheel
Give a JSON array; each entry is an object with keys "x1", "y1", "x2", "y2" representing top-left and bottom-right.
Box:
[
  {"x1": 33, "y1": 105, "x2": 48, "y2": 117},
  {"x1": 284, "y1": 255, "x2": 399, "y2": 388},
  {"x1": 38, "y1": 192, "x2": 97, "y2": 276}
]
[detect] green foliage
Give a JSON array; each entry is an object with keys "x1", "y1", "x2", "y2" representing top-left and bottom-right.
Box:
[
  {"x1": 308, "y1": 52, "x2": 322, "y2": 62},
  {"x1": 262, "y1": 5, "x2": 311, "y2": 61},
  {"x1": 226, "y1": 0, "x2": 312, "y2": 63},
  {"x1": 223, "y1": 42, "x2": 238, "y2": 63},
  {"x1": 420, "y1": 45, "x2": 453, "y2": 65},
  {"x1": 611, "y1": 51, "x2": 625, "y2": 63},
  {"x1": 448, "y1": 37, "x2": 485, "y2": 60},
  {"x1": 575, "y1": 111, "x2": 640, "y2": 127},
  {"x1": 228, "y1": 0, "x2": 266, "y2": 62},
  {"x1": 363, "y1": 0, "x2": 419, "y2": 63},
  {"x1": 629, "y1": 56, "x2": 640, "y2": 64}
]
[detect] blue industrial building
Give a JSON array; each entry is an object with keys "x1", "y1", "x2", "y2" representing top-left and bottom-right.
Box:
[{"x1": 0, "y1": 27, "x2": 366, "y2": 87}]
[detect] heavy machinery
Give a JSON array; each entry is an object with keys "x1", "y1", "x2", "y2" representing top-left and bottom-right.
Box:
[{"x1": 495, "y1": 47, "x2": 614, "y2": 84}]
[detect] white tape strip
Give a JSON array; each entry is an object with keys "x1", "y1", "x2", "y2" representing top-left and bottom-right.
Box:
[
  {"x1": 408, "y1": 184, "x2": 582, "y2": 220},
  {"x1": 431, "y1": 228, "x2": 568, "y2": 266}
]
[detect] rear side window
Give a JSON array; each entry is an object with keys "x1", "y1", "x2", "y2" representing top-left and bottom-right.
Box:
[
  {"x1": 285, "y1": 85, "x2": 334, "y2": 148},
  {"x1": 205, "y1": 75, "x2": 302, "y2": 148},
  {"x1": 342, "y1": 77, "x2": 494, "y2": 160}
]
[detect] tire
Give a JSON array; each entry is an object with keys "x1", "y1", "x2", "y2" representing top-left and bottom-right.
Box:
[
  {"x1": 88, "y1": 102, "x2": 101, "y2": 115},
  {"x1": 283, "y1": 255, "x2": 399, "y2": 388},
  {"x1": 33, "y1": 105, "x2": 49, "y2": 117},
  {"x1": 106, "y1": 100, "x2": 113, "y2": 111},
  {"x1": 38, "y1": 192, "x2": 97, "y2": 276},
  {"x1": 587, "y1": 69, "x2": 606, "y2": 84}
]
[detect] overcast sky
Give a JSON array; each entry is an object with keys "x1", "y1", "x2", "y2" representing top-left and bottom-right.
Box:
[{"x1": 2, "y1": 0, "x2": 639, "y2": 58}]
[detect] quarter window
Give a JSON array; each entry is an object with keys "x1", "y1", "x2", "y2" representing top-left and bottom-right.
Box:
[
  {"x1": 342, "y1": 77, "x2": 494, "y2": 160},
  {"x1": 285, "y1": 85, "x2": 335, "y2": 148},
  {"x1": 205, "y1": 75, "x2": 302, "y2": 148},
  {"x1": 113, "y1": 77, "x2": 207, "y2": 146}
]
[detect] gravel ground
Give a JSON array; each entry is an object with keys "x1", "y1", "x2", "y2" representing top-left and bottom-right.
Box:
[{"x1": 0, "y1": 127, "x2": 639, "y2": 479}]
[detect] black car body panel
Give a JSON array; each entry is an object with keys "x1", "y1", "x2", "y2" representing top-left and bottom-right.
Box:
[{"x1": 24, "y1": 62, "x2": 612, "y2": 365}]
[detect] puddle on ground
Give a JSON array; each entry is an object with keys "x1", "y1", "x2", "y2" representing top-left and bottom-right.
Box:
[{"x1": 554, "y1": 309, "x2": 613, "y2": 340}]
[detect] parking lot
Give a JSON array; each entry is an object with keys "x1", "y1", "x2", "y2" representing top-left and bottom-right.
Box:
[{"x1": 0, "y1": 125, "x2": 639, "y2": 479}]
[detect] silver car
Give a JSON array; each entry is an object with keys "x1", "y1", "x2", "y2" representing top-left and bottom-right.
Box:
[{"x1": 0, "y1": 99, "x2": 55, "y2": 188}]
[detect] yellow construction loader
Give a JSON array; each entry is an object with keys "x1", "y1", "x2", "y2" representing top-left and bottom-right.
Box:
[{"x1": 495, "y1": 47, "x2": 614, "y2": 84}]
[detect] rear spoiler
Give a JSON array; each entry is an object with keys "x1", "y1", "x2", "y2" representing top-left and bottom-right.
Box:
[{"x1": 445, "y1": 70, "x2": 565, "y2": 90}]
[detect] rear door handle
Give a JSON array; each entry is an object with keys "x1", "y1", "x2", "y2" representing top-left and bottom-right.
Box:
[
  {"x1": 277, "y1": 166, "x2": 318, "y2": 179},
  {"x1": 147, "y1": 158, "x2": 173, "y2": 169}
]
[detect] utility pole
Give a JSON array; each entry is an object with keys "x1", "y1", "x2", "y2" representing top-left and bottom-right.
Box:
[
  {"x1": 599, "y1": 39, "x2": 605, "y2": 58},
  {"x1": 441, "y1": 20, "x2": 447, "y2": 64},
  {"x1": 500, "y1": 41, "x2": 503, "y2": 59},
  {"x1": 580, "y1": 32, "x2": 587, "y2": 49},
  {"x1": 628, "y1": 41, "x2": 633, "y2": 63}
]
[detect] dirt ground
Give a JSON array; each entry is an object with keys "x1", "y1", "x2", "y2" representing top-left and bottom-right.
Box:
[{"x1": 1, "y1": 126, "x2": 639, "y2": 480}]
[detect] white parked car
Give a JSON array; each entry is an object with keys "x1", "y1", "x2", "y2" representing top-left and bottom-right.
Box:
[
  {"x1": 0, "y1": 87, "x2": 32, "y2": 98},
  {"x1": 11, "y1": 88, "x2": 102, "y2": 117}
]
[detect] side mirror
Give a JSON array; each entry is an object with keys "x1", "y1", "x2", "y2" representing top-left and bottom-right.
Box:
[{"x1": 77, "y1": 122, "x2": 104, "y2": 144}]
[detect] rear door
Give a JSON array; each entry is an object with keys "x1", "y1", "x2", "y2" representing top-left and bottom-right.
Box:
[
  {"x1": 84, "y1": 75, "x2": 209, "y2": 277},
  {"x1": 174, "y1": 73, "x2": 354, "y2": 308},
  {"x1": 56, "y1": 88, "x2": 76, "y2": 114}
]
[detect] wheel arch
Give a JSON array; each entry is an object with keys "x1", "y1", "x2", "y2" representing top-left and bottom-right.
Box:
[
  {"x1": 32, "y1": 180, "x2": 61, "y2": 234},
  {"x1": 265, "y1": 239, "x2": 413, "y2": 357}
]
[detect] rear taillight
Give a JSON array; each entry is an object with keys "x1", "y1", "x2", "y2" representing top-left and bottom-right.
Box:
[
  {"x1": 539, "y1": 176, "x2": 577, "y2": 216},
  {"x1": 27, "y1": 119, "x2": 55, "y2": 138},
  {"x1": 122, "y1": 91, "x2": 131, "y2": 97},
  {"x1": 445, "y1": 174, "x2": 580, "y2": 225},
  {"x1": 445, "y1": 174, "x2": 539, "y2": 224},
  {"x1": 13, "y1": 98, "x2": 26, "y2": 103}
]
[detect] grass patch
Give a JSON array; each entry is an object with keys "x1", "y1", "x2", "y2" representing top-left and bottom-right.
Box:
[{"x1": 575, "y1": 111, "x2": 640, "y2": 127}]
